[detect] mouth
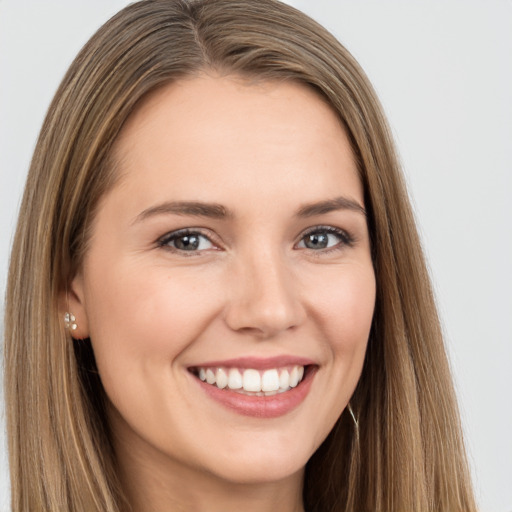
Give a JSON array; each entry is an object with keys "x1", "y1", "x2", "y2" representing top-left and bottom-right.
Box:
[
  {"x1": 187, "y1": 357, "x2": 317, "y2": 418},
  {"x1": 189, "y1": 365, "x2": 308, "y2": 396}
]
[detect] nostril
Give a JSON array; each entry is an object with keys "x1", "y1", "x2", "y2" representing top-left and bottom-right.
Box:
[
  {"x1": 223, "y1": 298, "x2": 305, "y2": 337},
  {"x1": 223, "y1": 262, "x2": 306, "y2": 336}
]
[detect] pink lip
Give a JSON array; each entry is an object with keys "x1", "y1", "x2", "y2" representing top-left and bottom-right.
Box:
[
  {"x1": 190, "y1": 355, "x2": 315, "y2": 370},
  {"x1": 191, "y1": 364, "x2": 317, "y2": 419}
]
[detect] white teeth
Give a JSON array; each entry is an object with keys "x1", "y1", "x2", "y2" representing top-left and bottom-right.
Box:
[
  {"x1": 261, "y1": 369, "x2": 280, "y2": 392},
  {"x1": 216, "y1": 368, "x2": 228, "y2": 389},
  {"x1": 279, "y1": 369, "x2": 290, "y2": 389},
  {"x1": 196, "y1": 365, "x2": 306, "y2": 394},
  {"x1": 289, "y1": 366, "x2": 299, "y2": 388},
  {"x1": 206, "y1": 368, "x2": 216, "y2": 385},
  {"x1": 228, "y1": 368, "x2": 242, "y2": 390},
  {"x1": 242, "y1": 369, "x2": 261, "y2": 392}
]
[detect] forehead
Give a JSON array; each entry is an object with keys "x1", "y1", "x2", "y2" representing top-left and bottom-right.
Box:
[{"x1": 106, "y1": 74, "x2": 362, "y2": 215}]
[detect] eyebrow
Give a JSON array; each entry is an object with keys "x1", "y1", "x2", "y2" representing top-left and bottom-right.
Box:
[
  {"x1": 296, "y1": 196, "x2": 366, "y2": 217},
  {"x1": 134, "y1": 201, "x2": 232, "y2": 224},
  {"x1": 133, "y1": 196, "x2": 366, "y2": 224}
]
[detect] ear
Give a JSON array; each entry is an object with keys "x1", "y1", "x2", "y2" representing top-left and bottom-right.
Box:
[{"x1": 59, "y1": 272, "x2": 90, "y2": 339}]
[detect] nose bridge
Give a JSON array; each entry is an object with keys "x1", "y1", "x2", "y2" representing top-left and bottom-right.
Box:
[{"x1": 225, "y1": 244, "x2": 304, "y2": 337}]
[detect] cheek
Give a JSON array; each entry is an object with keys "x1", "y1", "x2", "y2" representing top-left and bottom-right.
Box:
[
  {"x1": 83, "y1": 261, "x2": 222, "y2": 380},
  {"x1": 309, "y1": 263, "x2": 376, "y2": 354},
  {"x1": 300, "y1": 263, "x2": 375, "y2": 446}
]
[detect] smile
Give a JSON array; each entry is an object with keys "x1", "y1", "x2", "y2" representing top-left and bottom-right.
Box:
[
  {"x1": 189, "y1": 356, "x2": 316, "y2": 418},
  {"x1": 193, "y1": 366, "x2": 306, "y2": 396}
]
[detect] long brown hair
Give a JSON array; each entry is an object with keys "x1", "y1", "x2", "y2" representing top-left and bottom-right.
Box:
[{"x1": 4, "y1": 1, "x2": 476, "y2": 510}]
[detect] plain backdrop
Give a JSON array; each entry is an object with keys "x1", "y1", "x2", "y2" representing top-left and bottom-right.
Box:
[{"x1": 1, "y1": 1, "x2": 511, "y2": 511}]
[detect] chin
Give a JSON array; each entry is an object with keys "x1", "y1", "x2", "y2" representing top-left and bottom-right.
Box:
[
  {"x1": 213, "y1": 462, "x2": 305, "y2": 486},
  {"x1": 199, "y1": 442, "x2": 311, "y2": 485}
]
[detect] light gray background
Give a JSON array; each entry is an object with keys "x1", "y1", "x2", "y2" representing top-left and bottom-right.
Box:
[{"x1": 1, "y1": 1, "x2": 511, "y2": 511}]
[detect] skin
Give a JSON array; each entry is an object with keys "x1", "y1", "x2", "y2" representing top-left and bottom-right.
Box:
[{"x1": 68, "y1": 75, "x2": 376, "y2": 512}]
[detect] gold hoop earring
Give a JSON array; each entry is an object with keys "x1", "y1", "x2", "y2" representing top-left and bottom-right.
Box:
[{"x1": 64, "y1": 312, "x2": 78, "y2": 331}]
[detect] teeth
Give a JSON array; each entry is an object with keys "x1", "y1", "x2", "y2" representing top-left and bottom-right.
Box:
[
  {"x1": 206, "y1": 368, "x2": 216, "y2": 385},
  {"x1": 289, "y1": 366, "x2": 299, "y2": 388},
  {"x1": 228, "y1": 368, "x2": 242, "y2": 389},
  {"x1": 216, "y1": 368, "x2": 228, "y2": 389},
  {"x1": 261, "y1": 369, "x2": 280, "y2": 392},
  {"x1": 279, "y1": 369, "x2": 290, "y2": 389},
  {"x1": 242, "y1": 369, "x2": 261, "y2": 392},
  {"x1": 196, "y1": 365, "x2": 306, "y2": 394}
]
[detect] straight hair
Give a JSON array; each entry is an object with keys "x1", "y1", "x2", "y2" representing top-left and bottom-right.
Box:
[{"x1": 4, "y1": 1, "x2": 477, "y2": 510}]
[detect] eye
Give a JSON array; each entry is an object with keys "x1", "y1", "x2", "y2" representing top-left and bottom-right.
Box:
[
  {"x1": 158, "y1": 229, "x2": 215, "y2": 253},
  {"x1": 296, "y1": 226, "x2": 352, "y2": 251}
]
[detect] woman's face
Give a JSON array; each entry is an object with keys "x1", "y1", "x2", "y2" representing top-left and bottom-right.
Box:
[{"x1": 70, "y1": 75, "x2": 375, "y2": 485}]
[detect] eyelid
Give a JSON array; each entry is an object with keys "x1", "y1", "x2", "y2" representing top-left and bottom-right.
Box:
[
  {"x1": 295, "y1": 225, "x2": 354, "y2": 252},
  {"x1": 156, "y1": 225, "x2": 354, "y2": 255},
  {"x1": 157, "y1": 228, "x2": 219, "y2": 254}
]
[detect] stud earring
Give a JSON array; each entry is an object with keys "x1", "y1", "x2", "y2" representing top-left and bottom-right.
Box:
[{"x1": 64, "y1": 312, "x2": 78, "y2": 331}]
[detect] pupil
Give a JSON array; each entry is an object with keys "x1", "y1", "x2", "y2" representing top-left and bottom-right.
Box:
[
  {"x1": 306, "y1": 233, "x2": 328, "y2": 249},
  {"x1": 176, "y1": 235, "x2": 199, "y2": 250}
]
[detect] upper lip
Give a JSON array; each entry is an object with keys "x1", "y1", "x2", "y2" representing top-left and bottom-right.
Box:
[{"x1": 189, "y1": 355, "x2": 316, "y2": 370}]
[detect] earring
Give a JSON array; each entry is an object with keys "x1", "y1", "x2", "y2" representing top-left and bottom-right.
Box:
[
  {"x1": 347, "y1": 402, "x2": 360, "y2": 442},
  {"x1": 64, "y1": 312, "x2": 78, "y2": 331},
  {"x1": 347, "y1": 402, "x2": 358, "y2": 428}
]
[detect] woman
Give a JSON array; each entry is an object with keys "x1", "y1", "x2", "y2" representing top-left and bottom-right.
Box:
[{"x1": 4, "y1": 0, "x2": 477, "y2": 511}]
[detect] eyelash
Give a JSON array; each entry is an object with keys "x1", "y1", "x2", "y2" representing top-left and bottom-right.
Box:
[
  {"x1": 298, "y1": 225, "x2": 354, "y2": 255},
  {"x1": 156, "y1": 226, "x2": 354, "y2": 256},
  {"x1": 157, "y1": 228, "x2": 216, "y2": 256}
]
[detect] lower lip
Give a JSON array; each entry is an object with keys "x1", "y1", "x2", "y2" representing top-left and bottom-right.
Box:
[{"x1": 193, "y1": 368, "x2": 316, "y2": 418}]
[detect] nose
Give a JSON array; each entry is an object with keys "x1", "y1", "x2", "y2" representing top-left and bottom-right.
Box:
[{"x1": 223, "y1": 249, "x2": 306, "y2": 338}]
